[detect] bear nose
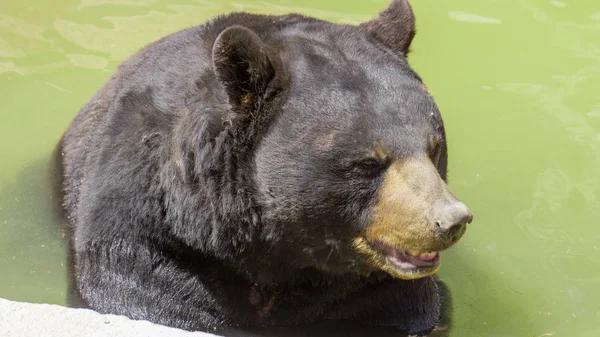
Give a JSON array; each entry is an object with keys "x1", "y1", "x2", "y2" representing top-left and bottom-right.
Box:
[{"x1": 434, "y1": 201, "x2": 473, "y2": 240}]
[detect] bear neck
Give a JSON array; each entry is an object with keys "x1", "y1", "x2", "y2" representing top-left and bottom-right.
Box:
[{"x1": 161, "y1": 79, "x2": 289, "y2": 280}]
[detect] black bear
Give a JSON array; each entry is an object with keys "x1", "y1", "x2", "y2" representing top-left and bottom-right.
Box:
[{"x1": 60, "y1": 0, "x2": 473, "y2": 335}]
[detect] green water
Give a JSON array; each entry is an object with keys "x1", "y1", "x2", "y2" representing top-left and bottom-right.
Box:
[{"x1": 1, "y1": 0, "x2": 599, "y2": 336}]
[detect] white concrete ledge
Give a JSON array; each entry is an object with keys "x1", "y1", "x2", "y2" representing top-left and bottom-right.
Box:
[{"x1": 0, "y1": 298, "x2": 219, "y2": 337}]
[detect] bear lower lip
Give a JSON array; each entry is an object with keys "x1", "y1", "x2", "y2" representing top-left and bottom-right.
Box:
[
  {"x1": 372, "y1": 241, "x2": 440, "y2": 269},
  {"x1": 389, "y1": 250, "x2": 440, "y2": 268}
]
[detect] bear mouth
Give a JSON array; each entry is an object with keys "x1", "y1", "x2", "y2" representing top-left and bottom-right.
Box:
[
  {"x1": 353, "y1": 238, "x2": 441, "y2": 279},
  {"x1": 372, "y1": 241, "x2": 440, "y2": 268}
]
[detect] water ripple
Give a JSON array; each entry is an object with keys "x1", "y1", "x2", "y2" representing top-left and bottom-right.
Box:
[{"x1": 448, "y1": 10, "x2": 502, "y2": 24}]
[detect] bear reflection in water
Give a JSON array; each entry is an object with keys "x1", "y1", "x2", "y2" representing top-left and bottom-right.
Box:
[{"x1": 60, "y1": 0, "x2": 472, "y2": 336}]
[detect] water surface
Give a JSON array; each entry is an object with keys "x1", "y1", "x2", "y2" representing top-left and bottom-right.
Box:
[{"x1": 1, "y1": 0, "x2": 599, "y2": 336}]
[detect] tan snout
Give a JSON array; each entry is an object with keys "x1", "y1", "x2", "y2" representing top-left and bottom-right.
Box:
[{"x1": 365, "y1": 155, "x2": 472, "y2": 251}]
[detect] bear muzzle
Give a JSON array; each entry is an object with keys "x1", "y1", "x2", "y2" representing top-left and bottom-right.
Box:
[{"x1": 353, "y1": 155, "x2": 473, "y2": 280}]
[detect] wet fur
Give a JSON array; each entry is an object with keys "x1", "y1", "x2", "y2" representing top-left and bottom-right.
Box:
[{"x1": 61, "y1": 1, "x2": 449, "y2": 335}]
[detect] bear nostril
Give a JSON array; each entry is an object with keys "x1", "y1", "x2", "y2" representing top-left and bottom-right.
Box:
[
  {"x1": 447, "y1": 223, "x2": 464, "y2": 239},
  {"x1": 435, "y1": 202, "x2": 473, "y2": 240}
]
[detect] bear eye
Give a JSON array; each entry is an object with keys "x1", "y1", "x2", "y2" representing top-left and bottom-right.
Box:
[
  {"x1": 429, "y1": 141, "x2": 444, "y2": 166},
  {"x1": 354, "y1": 157, "x2": 387, "y2": 175},
  {"x1": 359, "y1": 158, "x2": 381, "y2": 169},
  {"x1": 428, "y1": 134, "x2": 444, "y2": 164}
]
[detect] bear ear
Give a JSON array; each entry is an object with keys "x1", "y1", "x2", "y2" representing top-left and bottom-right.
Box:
[
  {"x1": 361, "y1": 0, "x2": 416, "y2": 57},
  {"x1": 212, "y1": 25, "x2": 277, "y2": 109}
]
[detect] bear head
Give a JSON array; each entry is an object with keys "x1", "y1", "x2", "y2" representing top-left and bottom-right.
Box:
[{"x1": 208, "y1": 0, "x2": 473, "y2": 282}]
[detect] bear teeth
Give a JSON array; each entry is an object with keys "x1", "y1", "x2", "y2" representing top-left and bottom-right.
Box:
[
  {"x1": 406, "y1": 250, "x2": 420, "y2": 256},
  {"x1": 406, "y1": 251, "x2": 438, "y2": 261},
  {"x1": 419, "y1": 252, "x2": 438, "y2": 260}
]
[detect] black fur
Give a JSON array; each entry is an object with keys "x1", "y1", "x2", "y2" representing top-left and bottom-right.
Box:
[{"x1": 61, "y1": 1, "x2": 449, "y2": 335}]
